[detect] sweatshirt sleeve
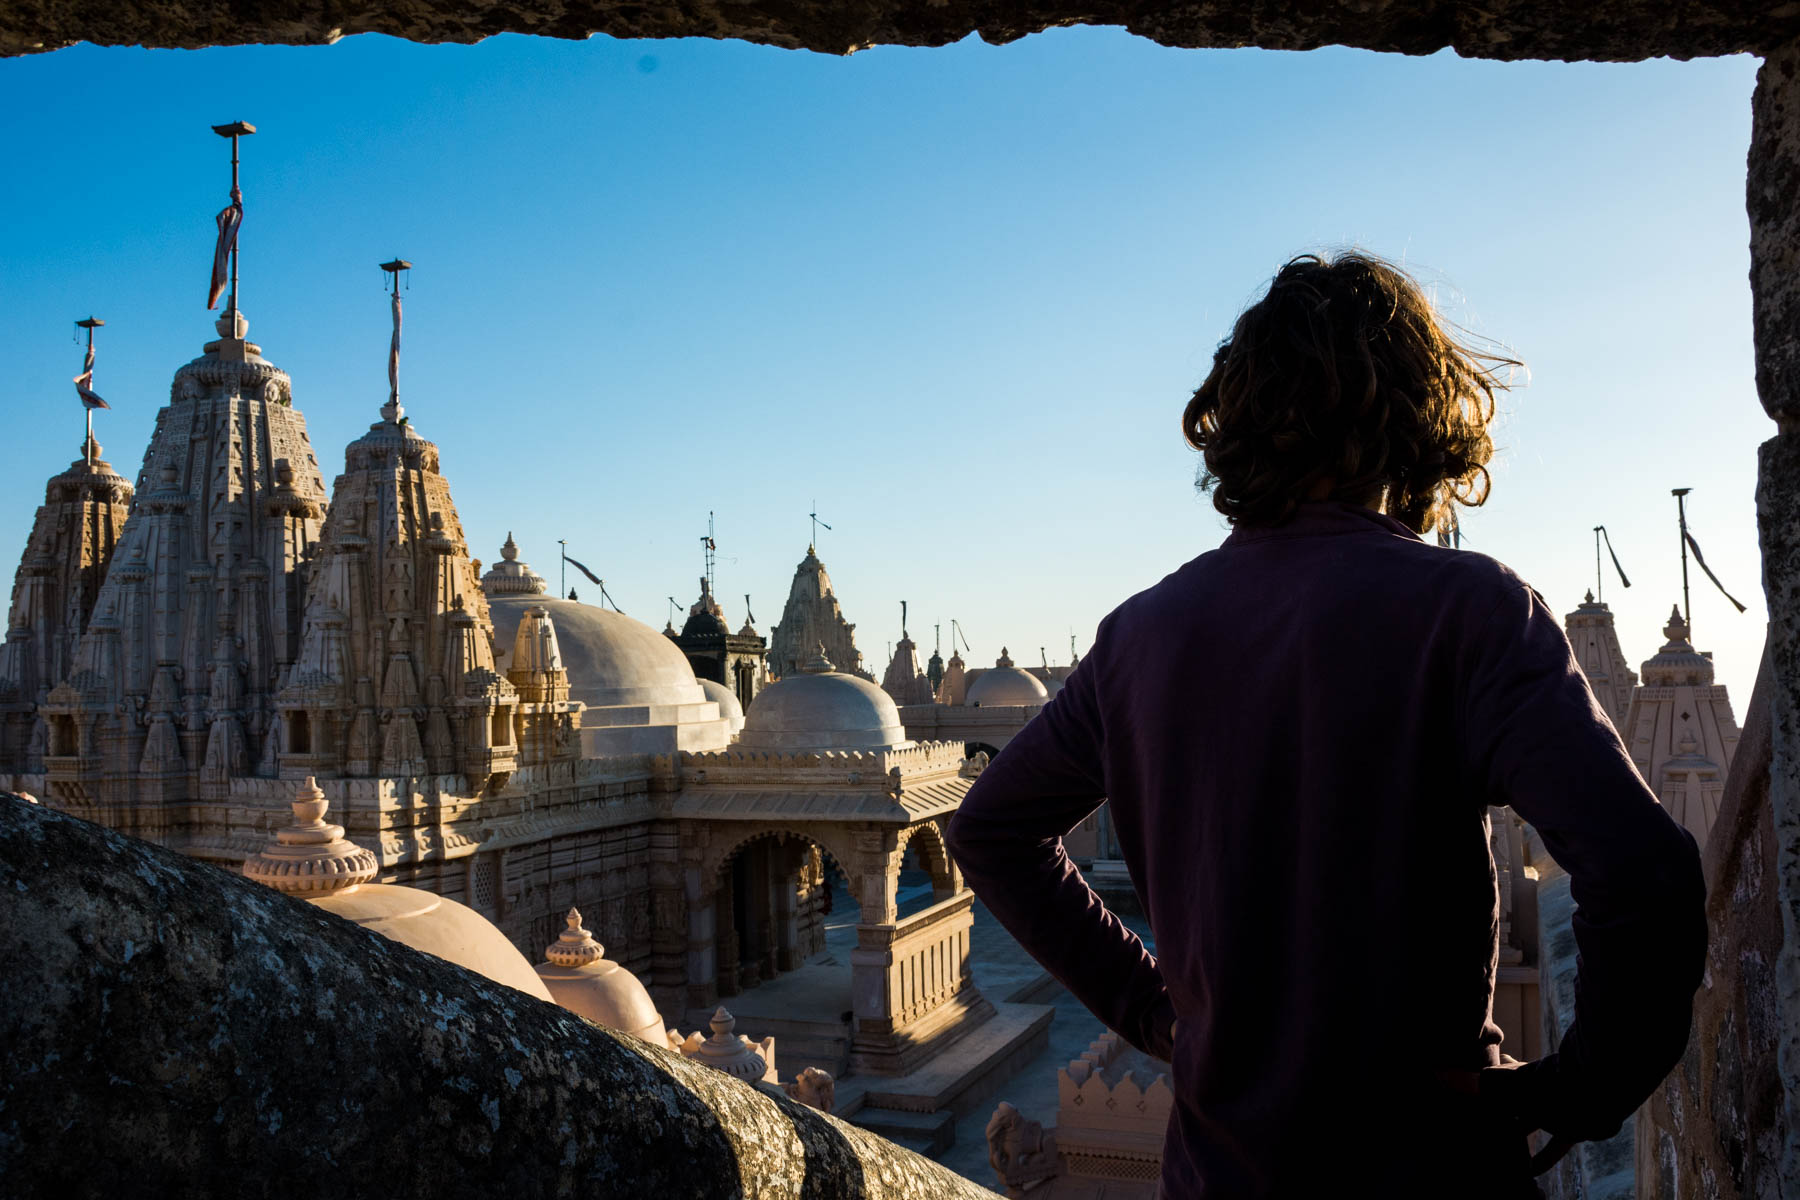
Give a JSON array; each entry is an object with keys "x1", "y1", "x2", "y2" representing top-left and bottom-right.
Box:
[
  {"x1": 944, "y1": 621, "x2": 1176, "y2": 1059},
  {"x1": 1462, "y1": 583, "x2": 1706, "y2": 1141}
]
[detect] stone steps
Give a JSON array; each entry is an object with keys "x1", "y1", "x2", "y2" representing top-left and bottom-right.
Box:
[{"x1": 849, "y1": 1107, "x2": 958, "y2": 1158}]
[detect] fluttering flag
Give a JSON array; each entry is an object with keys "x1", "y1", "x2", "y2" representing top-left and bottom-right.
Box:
[
  {"x1": 209, "y1": 188, "x2": 243, "y2": 310},
  {"x1": 1597, "y1": 525, "x2": 1631, "y2": 588},
  {"x1": 388, "y1": 292, "x2": 402, "y2": 398},
  {"x1": 562, "y1": 554, "x2": 603, "y2": 587},
  {"x1": 72, "y1": 343, "x2": 109, "y2": 410},
  {"x1": 1683, "y1": 529, "x2": 1748, "y2": 613}
]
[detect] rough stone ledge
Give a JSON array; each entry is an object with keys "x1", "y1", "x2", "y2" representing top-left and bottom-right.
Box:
[
  {"x1": 0, "y1": 796, "x2": 995, "y2": 1199},
  {"x1": 4, "y1": 0, "x2": 1800, "y2": 61}
]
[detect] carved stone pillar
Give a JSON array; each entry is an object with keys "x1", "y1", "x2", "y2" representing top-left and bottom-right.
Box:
[
  {"x1": 714, "y1": 874, "x2": 739, "y2": 999},
  {"x1": 682, "y1": 860, "x2": 718, "y2": 1012},
  {"x1": 775, "y1": 840, "x2": 804, "y2": 972}
]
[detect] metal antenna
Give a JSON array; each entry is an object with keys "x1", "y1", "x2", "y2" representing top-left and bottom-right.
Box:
[
  {"x1": 701, "y1": 512, "x2": 717, "y2": 594},
  {"x1": 935, "y1": 623, "x2": 941, "y2": 654},
  {"x1": 668, "y1": 597, "x2": 679, "y2": 628},
  {"x1": 809, "y1": 502, "x2": 832, "y2": 553},
  {"x1": 74, "y1": 317, "x2": 105, "y2": 463},
  {"x1": 557, "y1": 540, "x2": 567, "y2": 600},
  {"x1": 901, "y1": 600, "x2": 908, "y2": 640},
  {"x1": 1041, "y1": 647, "x2": 1049, "y2": 670},
  {"x1": 1673, "y1": 488, "x2": 1693, "y2": 631},
  {"x1": 210, "y1": 121, "x2": 256, "y2": 322}
]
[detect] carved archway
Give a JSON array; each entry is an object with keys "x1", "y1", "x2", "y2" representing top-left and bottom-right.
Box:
[{"x1": 701, "y1": 826, "x2": 857, "y2": 1000}]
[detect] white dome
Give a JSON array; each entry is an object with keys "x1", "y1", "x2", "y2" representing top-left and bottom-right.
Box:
[
  {"x1": 739, "y1": 661, "x2": 911, "y2": 752},
  {"x1": 966, "y1": 666, "x2": 1049, "y2": 708},
  {"x1": 490, "y1": 594, "x2": 708, "y2": 709},
  {"x1": 536, "y1": 909, "x2": 667, "y2": 1044},
  {"x1": 698, "y1": 677, "x2": 745, "y2": 739},
  {"x1": 313, "y1": 884, "x2": 555, "y2": 1002},
  {"x1": 697, "y1": 677, "x2": 745, "y2": 724}
]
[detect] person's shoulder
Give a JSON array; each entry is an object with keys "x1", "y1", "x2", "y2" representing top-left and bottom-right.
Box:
[
  {"x1": 1104, "y1": 549, "x2": 1219, "y2": 625},
  {"x1": 1420, "y1": 547, "x2": 1567, "y2": 645}
]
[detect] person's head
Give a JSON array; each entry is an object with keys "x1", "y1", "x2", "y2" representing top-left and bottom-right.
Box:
[{"x1": 1182, "y1": 252, "x2": 1515, "y2": 535}]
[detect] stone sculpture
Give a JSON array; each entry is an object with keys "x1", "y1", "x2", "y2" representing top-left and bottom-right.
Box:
[
  {"x1": 986, "y1": 1101, "x2": 1062, "y2": 1196},
  {"x1": 783, "y1": 1066, "x2": 836, "y2": 1113}
]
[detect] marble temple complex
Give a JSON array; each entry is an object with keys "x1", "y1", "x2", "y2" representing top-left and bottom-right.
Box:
[{"x1": 0, "y1": 294, "x2": 1075, "y2": 1163}]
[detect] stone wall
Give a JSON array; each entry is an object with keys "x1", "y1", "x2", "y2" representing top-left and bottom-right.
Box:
[
  {"x1": 1636, "y1": 657, "x2": 1782, "y2": 1199},
  {"x1": 0, "y1": 796, "x2": 993, "y2": 1198},
  {"x1": 6, "y1": 0, "x2": 1799, "y2": 59}
]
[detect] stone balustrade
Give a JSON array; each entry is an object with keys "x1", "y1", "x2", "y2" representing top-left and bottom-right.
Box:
[{"x1": 851, "y1": 890, "x2": 991, "y2": 1073}]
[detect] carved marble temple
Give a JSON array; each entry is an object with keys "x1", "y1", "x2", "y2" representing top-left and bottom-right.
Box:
[{"x1": 0, "y1": 296, "x2": 1055, "y2": 1162}]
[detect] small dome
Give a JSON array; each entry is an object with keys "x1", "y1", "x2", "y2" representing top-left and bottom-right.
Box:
[
  {"x1": 480, "y1": 532, "x2": 547, "y2": 596},
  {"x1": 490, "y1": 595, "x2": 709, "y2": 709},
  {"x1": 246, "y1": 778, "x2": 554, "y2": 1001},
  {"x1": 738, "y1": 646, "x2": 911, "y2": 752},
  {"x1": 535, "y1": 908, "x2": 667, "y2": 1043},
  {"x1": 684, "y1": 1006, "x2": 771, "y2": 1082},
  {"x1": 315, "y1": 884, "x2": 554, "y2": 1002},
  {"x1": 697, "y1": 678, "x2": 745, "y2": 732},
  {"x1": 966, "y1": 649, "x2": 1049, "y2": 707}
]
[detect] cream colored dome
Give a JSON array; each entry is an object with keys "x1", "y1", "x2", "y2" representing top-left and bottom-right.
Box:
[
  {"x1": 739, "y1": 647, "x2": 911, "y2": 752},
  {"x1": 314, "y1": 884, "x2": 555, "y2": 1002},
  {"x1": 245, "y1": 778, "x2": 553, "y2": 1001},
  {"x1": 535, "y1": 908, "x2": 667, "y2": 1043},
  {"x1": 490, "y1": 594, "x2": 709, "y2": 709},
  {"x1": 966, "y1": 650, "x2": 1049, "y2": 708},
  {"x1": 697, "y1": 678, "x2": 745, "y2": 733}
]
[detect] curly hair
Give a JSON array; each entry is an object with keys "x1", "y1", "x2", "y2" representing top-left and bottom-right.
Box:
[{"x1": 1183, "y1": 252, "x2": 1516, "y2": 535}]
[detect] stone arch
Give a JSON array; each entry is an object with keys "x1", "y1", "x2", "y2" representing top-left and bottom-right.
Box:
[
  {"x1": 703, "y1": 826, "x2": 856, "y2": 895},
  {"x1": 896, "y1": 820, "x2": 956, "y2": 897},
  {"x1": 702, "y1": 825, "x2": 856, "y2": 1001}
]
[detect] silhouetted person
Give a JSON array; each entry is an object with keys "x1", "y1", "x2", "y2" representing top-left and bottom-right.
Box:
[{"x1": 946, "y1": 253, "x2": 1705, "y2": 1198}]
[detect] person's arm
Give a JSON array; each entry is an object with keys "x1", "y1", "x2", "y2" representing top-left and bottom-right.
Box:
[
  {"x1": 1462, "y1": 584, "x2": 1706, "y2": 1144},
  {"x1": 945, "y1": 624, "x2": 1175, "y2": 1059}
]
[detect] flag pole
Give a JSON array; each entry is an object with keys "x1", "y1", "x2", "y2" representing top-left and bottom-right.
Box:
[
  {"x1": 558, "y1": 540, "x2": 567, "y2": 601},
  {"x1": 76, "y1": 317, "x2": 103, "y2": 464},
  {"x1": 210, "y1": 122, "x2": 255, "y2": 325},
  {"x1": 1673, "y1": 488, "x2": 1693, "y2": 631},
  {"x1": 379, "y1": 258, "x2": 411, "y2": 420},
  {"x1": 1593, "y1": 526, "x2": 1603, "y2": 603}
]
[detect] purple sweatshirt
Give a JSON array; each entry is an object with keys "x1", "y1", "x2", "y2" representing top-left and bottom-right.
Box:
[{"x1": 946, "y1": 502, "x2": 1705, "y2": 1196}]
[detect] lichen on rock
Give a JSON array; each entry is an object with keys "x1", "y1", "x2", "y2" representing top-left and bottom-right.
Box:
[{"x1": 0, "y1": 796, "x2": 993, "y2": 1198}]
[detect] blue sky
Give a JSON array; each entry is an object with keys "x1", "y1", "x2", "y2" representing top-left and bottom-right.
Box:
[{"x1": 0, "y1": 32, "x2": 1770, "y2": 703}]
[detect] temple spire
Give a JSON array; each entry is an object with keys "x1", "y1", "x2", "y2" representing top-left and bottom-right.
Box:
[{"x1": 379, "y1": 258, "x2": 412, "y2": 423}]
